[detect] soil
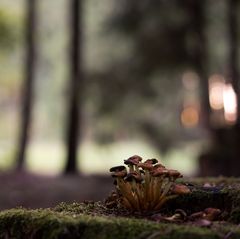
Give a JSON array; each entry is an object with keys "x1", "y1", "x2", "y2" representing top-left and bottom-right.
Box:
[{"x1": 0, "y1": 171, "x2": 113, "y2": 210}]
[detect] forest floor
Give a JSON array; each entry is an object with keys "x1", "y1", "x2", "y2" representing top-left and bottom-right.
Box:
[{"x1": 0, "y1": 171, "x2": 113, "y2": 210}]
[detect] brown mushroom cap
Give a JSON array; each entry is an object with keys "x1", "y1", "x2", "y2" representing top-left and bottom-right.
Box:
[
  {"x1": 109, "y1": 165, "x2": 126, "y2": 172},
  {"x1": 137, "y1": 162, "x2": 154, "y2": 171},
  {"x1": 124, "y1": 155, "x2": 142, "y2": 165},
  {"x1": 153, "y1": 163, "x2": 165, "y2": 168},
  {"x1": 124, "y1": 172, "x2": 143, "y2": 183},
  {"x1": 111, "y1": 170, "x2": 127, "y2": 178},
  {"x1": 172, "y1": 184, "x2": 190, "y2": 194},
  {"x1": 144, "y1": 158, "x2": 158, "y2": 165},
  {"x1": 203, "y1": 208, "x2": 221, "y2": 221},
  {"x1": 168, "y1": 169, "x2": 183, "y2": 178},
  {"x1": 151, "y1": 167, "x2": 169, "y2": 177},
  {"x1": 110, "y1": 166, "x2": 127, "y2": 178}
]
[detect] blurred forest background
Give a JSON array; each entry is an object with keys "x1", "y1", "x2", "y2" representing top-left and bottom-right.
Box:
[{"x1": 0, "y1": 0, "x2": 239, "y2": 178}]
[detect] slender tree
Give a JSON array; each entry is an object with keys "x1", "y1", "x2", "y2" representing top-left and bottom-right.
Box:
[
  {"x1": 16, "y1": 0, "x2": 37, "y2": 170},
  {"x1": 64, "y1": 0, "x2": 83, "y2": 173},
  {"x1": 188, "y1": 0, "x2": 211, "y2": 129},
  {"x1": 228, "y1": 0, "x2": 240, "y2": 125}
]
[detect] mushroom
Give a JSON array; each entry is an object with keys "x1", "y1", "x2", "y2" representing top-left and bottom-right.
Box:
[
  {"x1": 151, "y1": 167, "x2": 169, "y2": 177},
  {"x1": 168, "y1": 169, "x2": 183, "y2": 180},
  {"x1": 164, "y1": 209, "x2": 187, "y2": 222},
  {"x1": 203, "y1": 208, "x2": 221, "y2": 221},
  {"x1": 124, "y1": 155, "x2": 142, "y2": 165},
  {"x1": 109, "y1": 165, "x2": 126, "y2": 172},
  {"x1": 137, "y1": 162, "x2": 154, "y2": 171},
  {"x1": 125, "y1": 172, "x2": 143, "y2": 183},
  {"x1": 171, "y1": 184, "x2": 190, "y2": 195},
  {"x1": 138, "y1": 158, "x2": 159, "y2": 171},
  {"x1": 144, "y1": 158, "x2": 158, "y2": 164},
  {"x1": 152, "y1": 163, "x2": 166, "y2": 170},
  {"x1": 109, "y1": 166, "x2": 127, "y2": 178},
  {"x1": 124, "y1": 155, "x2": 142, "y2": 173},
  {"x1": 175, "y1": 209, "x2": 187, "y2": 221},
  {"x1": 109, "y1": 155, "x2": 188, "y2": 212}
]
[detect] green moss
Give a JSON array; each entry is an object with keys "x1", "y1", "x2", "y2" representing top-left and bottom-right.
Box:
[
  {"x1": 1, "y1": 208, "x2": 240, "y2": 239},
  {"x1": 1, "y1": 178, "x2": 240, "y2": 238}
]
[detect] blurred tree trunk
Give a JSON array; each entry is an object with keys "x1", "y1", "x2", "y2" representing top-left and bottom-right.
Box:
[
  {"x1": 228, "y1": 0, "x2": 240, "y2": 125},
  {"x1": 199, "y1": 0, "x2": 240, "y2": 176},
  {"x1": 16, "y1": 0, "x2": 37, "y2": 170},
  {"x1": 189, "y1": 0, "x2": 211, "y2": 129},
  {"x1": 64, "y1": 0, "x2": 83, "y2": 174}
]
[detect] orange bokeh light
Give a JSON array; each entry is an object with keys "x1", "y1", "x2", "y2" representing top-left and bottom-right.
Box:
[{"x1": 181, "y1": 106, "x2": 199, "y2": 128}]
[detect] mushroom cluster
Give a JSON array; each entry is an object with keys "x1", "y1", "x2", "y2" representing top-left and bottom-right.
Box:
[{"x1": 109, "y1": 155, "x2": 190, "y2": 212}]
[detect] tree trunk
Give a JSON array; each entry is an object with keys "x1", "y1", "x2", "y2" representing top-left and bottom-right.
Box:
[
  {"x1": 16, "y1": 0, "x2": 37, "y2": 170},
  {"x1": 199, "y1": 0, "x2": 240, "y2": 176},
  {"x1": 228, "y1": 0, "x2": 240, "y2": 125},
  {"x1": 190, "y1": 0, "x2": 211, "y2": 129},
  {"x1": 64, "y1": 0, "x2": 83, "y2": 174}
]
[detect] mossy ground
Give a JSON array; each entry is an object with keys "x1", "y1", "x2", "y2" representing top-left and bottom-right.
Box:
[
  {"x1": 0, "y1": 177, "x2": 240, "y2": 239},
  {"x1": 1, "y1": 207, "x2": 240, "y2": 239}
]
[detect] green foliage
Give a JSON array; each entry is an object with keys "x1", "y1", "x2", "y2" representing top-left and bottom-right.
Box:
[{"x1": 0, "y1": 8, "x2": 20, "y2": 51}]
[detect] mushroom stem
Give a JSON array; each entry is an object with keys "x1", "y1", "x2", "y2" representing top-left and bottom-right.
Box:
[
  {"x1": 117, "y1": 178, "x2": 137, "y2": 210},
  {"x1": 151, "y1": 176, "x2": 163, "y2": 208},
  {"x1": 143, "y1": 170, "x2": 150, "y2": 204},
  {"x1": 129, "y1": 165, "x2": 134, "y2": 173},
  {"x1": 159, "y1": 180, "x2": 173, "y2": 201},
  {"x1": 131, "y1": 179, "x2": 141, "y2": 211}
]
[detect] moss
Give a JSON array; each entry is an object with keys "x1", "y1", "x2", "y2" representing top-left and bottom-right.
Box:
[
  {"x1": 225, "y1": 187, "x2": 240, "y2": 223},
  {"x1": 1, "y1": 208, "x2": 240, "y2": 239},
  {"x1": 1, "y1": 178, "x2": 240, "y2": 238}
]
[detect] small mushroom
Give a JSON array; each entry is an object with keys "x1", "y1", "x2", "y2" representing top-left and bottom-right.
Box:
[
  {"x1": 168, "y1": 169, "x2": 183, "y2": 179},
  {"x1": 144, "y1": 158, "x2": 158, "y2": 164},
  {"x1": 109, "y1": 165, "x2": 126, "y2": 172},
  {"x1": 151, "y1": 167, "x2": 169, "y2": 177},
  {"x1": 125, "y1": 172, "x2": 143, "y2": 183},
  {"x1": 203, "y1": 208, "x2": 221, "y2": 221},
  {"x1": 175, "y1": 209, "x2": 187, "y2": 221},
  {"x1": 172, "y1": 184, "x2": 190, "y2": 195},
  {"x1": 137, "y1": 162, "x2": 154, "y2": 171},
  {"x1": 109, "y1": 166, "x2": 127, "y2": 178},
  {"x1": 124, "y1": 155, "x2": 142, "y2": 165},
  {"x1": 161, "y1": 209, "x2": 187, "y2": 222},
  {"x1": 152, "y1": 163, "x2": 166, "y2": 169}
]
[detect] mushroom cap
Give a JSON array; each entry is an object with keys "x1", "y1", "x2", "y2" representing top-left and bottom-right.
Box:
[
  {"x1": 172, "y1": 184, "x2": 190, "y2": 194},
  {"x1": 124, "y1": 172, "x2": 143, "y2": 183},
  {"x1": 109, "y1": 165, "x2": 126, "y2": 172},
  {"x1": 175, "y1": 209, "x2": 187, "y2": 220},
  {"x1": 203, "y1": 208, "x2": 221, "y2": 221},
  {"x1": 168, "y1": 169, "x2": 183, "y2": 178},
  {"x1": 137, "y1": 162, "x2": 154, "y2": 171},
  {"x1": 111, "y1": 169, "x2": 127, "y2": 178},
  {"x1": 204, "y1": 208, "x2": 221, "y2": 215},
  {"x1": 124, "y1": 155, "x2": 142, "y2": 165},
  {"x1": 152, "y1": 163, "x2": 166, "y2": 170},
  {"x1": 151, "y1": 167, "x2": 169, "y2": 177},
  {"x1": 144, "y1": 158, "x2": 158, "y2": 165}
]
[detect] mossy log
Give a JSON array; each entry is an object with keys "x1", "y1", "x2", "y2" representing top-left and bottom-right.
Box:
[{"x1": 0, "y1": 177, "x2": 240, "y2": 239}]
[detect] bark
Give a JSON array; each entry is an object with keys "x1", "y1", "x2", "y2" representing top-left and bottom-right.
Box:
[
  {"x1": 16, "y1": 0, "x2": 37, "y2": 170},
  {"x1": 64, "y1": 0, "x2": 83, "y2": 174},
  {"x1": 189, "y1": 0, "x2": 211, "y2": 129},
  {"x1": 228, "y1": 0, "x2": 240, "y2": 125}
]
